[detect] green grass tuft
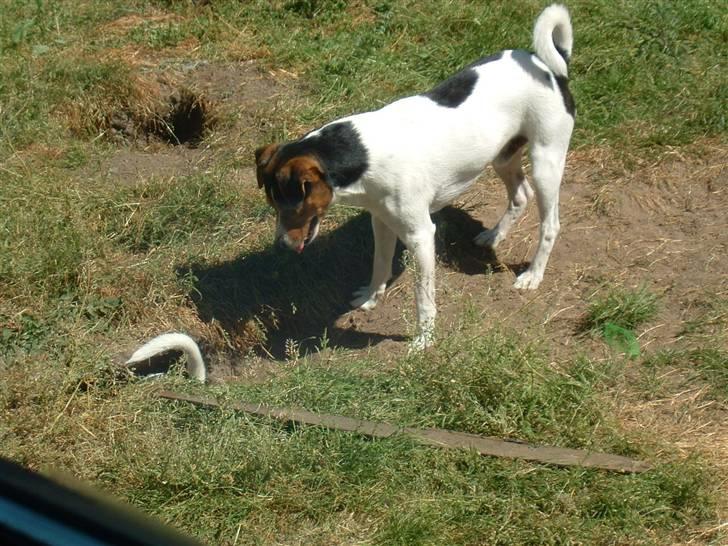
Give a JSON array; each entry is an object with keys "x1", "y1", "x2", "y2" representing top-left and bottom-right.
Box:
[
  {"x1": 226, "y1": 330, "x2": 631, "y2": 453},
  {"x1": 584, "y1": 285, "x2": 660, "y2": 334}
]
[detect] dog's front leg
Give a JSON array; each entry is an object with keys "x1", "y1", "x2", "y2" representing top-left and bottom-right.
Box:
[
  {"x1": 351, "y1": 215, "x2": 397, "y2": 310},
  {"x1": 402, "y1": 221, "x2": 437, "y2": 350}
]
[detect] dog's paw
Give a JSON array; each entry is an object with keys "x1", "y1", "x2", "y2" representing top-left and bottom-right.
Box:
[
  {"x1": 350, "y1": 286, "x2": 378, "y2": 310},
  {"x1": 408, "y1": 334, "x2": 433, "y2": 354},
  {"x1": 408, "y1": 326, "x2": 435, "y2": 353},
  {"x1": 474, "y1": 228, "x2": 501, "y2": 249},
  {"x1": 513, "y1": 270, "x2": 543, "y2": 290}
]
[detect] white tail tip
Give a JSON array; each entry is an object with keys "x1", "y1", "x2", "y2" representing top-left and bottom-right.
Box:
[
  {"x1": 126, "y1": 332, "x2": 206, "y2": 382},
  {"x1": 533, "y1": 4, "x2": 573, "y2": 78}
]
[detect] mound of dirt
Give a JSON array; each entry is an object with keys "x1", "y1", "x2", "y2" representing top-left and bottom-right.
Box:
[{"x1": 97, "y1": 60, "x2": 292, "y2": 183}]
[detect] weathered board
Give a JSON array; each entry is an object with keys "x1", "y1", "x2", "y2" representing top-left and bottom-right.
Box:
[{"x1": 158, "y1": 390, "x2": 651, "y2": 473}]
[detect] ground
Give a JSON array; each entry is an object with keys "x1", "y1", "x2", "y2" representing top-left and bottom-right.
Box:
[
  {"x1": 106, "y1": 59, "x2": 727, "y2": 498},
  {"x1": 2, "y1": 4, "x2": 727, "y2": 541}
]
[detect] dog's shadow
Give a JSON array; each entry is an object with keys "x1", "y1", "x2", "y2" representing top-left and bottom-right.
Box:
[{"x1": 180, "y1": 206, "x2": 511, "y2": 359}]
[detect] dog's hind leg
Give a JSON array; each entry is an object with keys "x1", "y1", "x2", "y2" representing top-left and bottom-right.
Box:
[
  {"x1": 513, "y1": 141, "x2": 567, "y2": 290},
  {"x1": 474, "y1": 146, "x2": 533, "y2": 249},
  {"x1": 351, "y1": 215, "x2": 397, "y2": 310}
]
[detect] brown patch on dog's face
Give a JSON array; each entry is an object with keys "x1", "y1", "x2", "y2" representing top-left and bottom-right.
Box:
[{"x1": 255, "y1": 145, "x2": 332, "y2": 253}]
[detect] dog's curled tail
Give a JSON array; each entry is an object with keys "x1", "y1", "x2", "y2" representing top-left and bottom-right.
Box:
[
  {"x1": 533, "y1": 4, "x2": 573, "y2": 78},
  {"x1": 126, "y1": 333, "x2": 206, "y2": 382}
]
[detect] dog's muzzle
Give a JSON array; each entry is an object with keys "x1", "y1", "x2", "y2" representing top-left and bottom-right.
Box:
[
  {"x1": 278, "y1": 215, "x2": 320, "y2": 254},
  {"x1": 304, "y1": 216, "x2": 320, "y2": 247}
]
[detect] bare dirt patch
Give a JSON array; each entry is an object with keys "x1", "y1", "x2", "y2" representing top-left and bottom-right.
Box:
[
  {"x1": 258, "y1": 144, "x2": 725, "y2": 363},
  {"x1": 96, "y1": 59, "x2": 294, "y2": 184},
  {"x1": 180, "y1": 142, "x2": 726, "y2": 376}
]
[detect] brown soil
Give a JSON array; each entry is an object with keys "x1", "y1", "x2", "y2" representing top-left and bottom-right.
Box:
[
  {"x1": 266, "y1": 144, "x2": 726, "y2": 362},
  {"x1": 97, "y1": 59, "x2": 296, "y2": 184}
]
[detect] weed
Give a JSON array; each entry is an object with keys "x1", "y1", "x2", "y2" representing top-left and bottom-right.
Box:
[
  {"x1": 584, "y1": 284, "x2": 659, "y2": 334},
  {"x1": 0, "y1": 312, "x2": 51, "y2": 356}
]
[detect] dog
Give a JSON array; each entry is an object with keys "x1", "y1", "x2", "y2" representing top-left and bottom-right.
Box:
[{"x1": 255, "y1": 4, "x2": 575, "y2": 349}]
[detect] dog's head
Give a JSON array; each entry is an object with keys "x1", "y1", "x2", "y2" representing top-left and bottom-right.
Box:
[{"x1": 255, "y1": 143, "x2": 333, "y2": 253}]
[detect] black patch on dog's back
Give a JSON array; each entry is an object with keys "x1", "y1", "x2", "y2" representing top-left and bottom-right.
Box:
[
  {"x1": 467, "y1": 51, "x2": 504, "y2": 69},
  {"x1": 423, "y1": 51, "x2": 505, "y2": 108},
  {"x1": 554, "y1": 75, "x2": 575, "y2": 118},
  {"x1": 423, "y1": 68, "x2": 478, "y2": 108},
  {"x1": 278, "y1": 121, "x2": 369, "y2": 188}
]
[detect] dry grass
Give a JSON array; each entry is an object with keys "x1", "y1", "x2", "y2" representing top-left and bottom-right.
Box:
[{"x1": 62, "y1": 63, "x2": 217, "y2": 145}]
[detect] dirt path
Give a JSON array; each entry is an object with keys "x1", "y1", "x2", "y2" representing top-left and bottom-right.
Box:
[{"x1": 332, "y1": 144, "x2": 727, "y2": 359}]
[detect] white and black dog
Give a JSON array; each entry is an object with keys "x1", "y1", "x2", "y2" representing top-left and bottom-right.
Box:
[{"x1": 256, "y1": 4, "x2": 575, "y2": 349}]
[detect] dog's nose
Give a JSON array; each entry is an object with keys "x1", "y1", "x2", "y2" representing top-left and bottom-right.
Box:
[{"x1": 276, "y1": 236, "x2": 287, "y2": 249}]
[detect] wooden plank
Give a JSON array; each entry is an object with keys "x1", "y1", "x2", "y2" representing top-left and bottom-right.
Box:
[{"x1": 158, "y1": 390, "x2": 651, "y2": 473}]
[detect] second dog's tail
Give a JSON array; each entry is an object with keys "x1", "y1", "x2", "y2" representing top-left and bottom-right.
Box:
[
  {"x1": 126, "y1": 332, "x2": 206, "y2": 382},
  {"x1": 533, "y1": 4, "x2": 573, "y2": 78}
]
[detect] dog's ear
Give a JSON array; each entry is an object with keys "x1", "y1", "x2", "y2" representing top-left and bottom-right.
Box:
[
  {"x1": 254, "y1": 144, "x2": 279, "y2": 188},
  {"x1": 300, "y1": 162, "x2": 325, "y2": 189},
  {"x1": 288, "y1": 157, "x2": 326, "y2": 196},
  {"x1": 288, "y1": 157, "x2": 331, "y2": 213}
]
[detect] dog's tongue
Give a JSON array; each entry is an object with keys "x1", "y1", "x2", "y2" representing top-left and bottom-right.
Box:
[{"x1": 295, "y1": 242, "x2": 305, "y2": 253}]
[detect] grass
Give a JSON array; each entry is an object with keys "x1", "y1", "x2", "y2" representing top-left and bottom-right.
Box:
[
  {"x1": 101, "y1": 173, "x2": 239, "y2": 252},
  {"x1": 644, "y1": 347, "x2": 728, "y2": 402},
  {"x1": 2, "y1": 329, "x2": 721, "y2": 545},
  {"x1": 581, "y1": 284, "x2": 660, "y2": 359},
  {"x1": 584, "y1": 284, "x2": 660, "y2": 333},
  {"x1": 1, "y1": 0, "x2": 726, "y2": 157},
  {"x1": 229, "y1": 330, "x2": 627, "y2": 449},
  {"x1": 119, "y1": 412, "x2": 713, "y2": 545},
  {"x1": 1, "y1": 1, "x2": 727, "y2": 544}
]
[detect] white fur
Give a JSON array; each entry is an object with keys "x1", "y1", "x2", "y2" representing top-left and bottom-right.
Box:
[
  {"x1": 533, "y1": 4, "x2": 572, "y2": 77},
  {"x1": 310, "y1": 5, "x2": 573, "y2": 349},
  {"x1": 126, "y1": 333, "x2": 206, "y2": 382}
]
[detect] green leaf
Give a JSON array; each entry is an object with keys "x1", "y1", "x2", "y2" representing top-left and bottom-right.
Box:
[{"x1": 602, "y1": 322, "x2": 640, "y2": 359}]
